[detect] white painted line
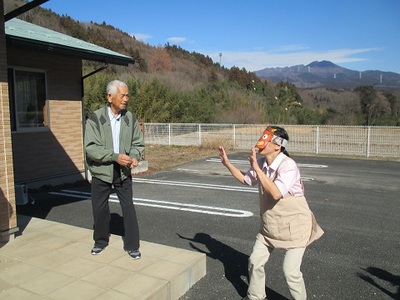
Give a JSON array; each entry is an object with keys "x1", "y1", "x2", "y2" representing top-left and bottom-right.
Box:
[
  {"x1": 60, "y1": 190, "x2": 89, "y2": 195},
  {"x1": 133, "y1": 178, "x2": 257, "y2": 193},
  {"x1": 48, "y1": 191, "x2": 89, "y2": 199},
  {"x1": 109, "y1": 196, "x2": 253, "y2": 218},
  {"x1": 301, "y1": 177, "x2": 314, "y2": 181},
  {"x1": 206, "y1": 158, "x2": 328, "y2": 168},
  {"x1": 49, "y1": 190, "x2": 254, "y2": 218},
  {"x1": 206, "y1": 158, "x2": 248, "y2": 164},
  {"x1": 175, "y1": 168, "x2": 200, "y2": 173},
  {"x1": 298, "y1": 164, "x2": 328, "y2": 168}
]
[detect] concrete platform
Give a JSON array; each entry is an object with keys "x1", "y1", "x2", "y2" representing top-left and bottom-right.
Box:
[{"x1": 0, "y1": 215, "x2": 206, "y2": 299}]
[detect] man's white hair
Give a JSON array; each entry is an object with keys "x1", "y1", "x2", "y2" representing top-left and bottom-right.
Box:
[{"x1": 107, "y1": 80, "x2": 128, "y2": 96}]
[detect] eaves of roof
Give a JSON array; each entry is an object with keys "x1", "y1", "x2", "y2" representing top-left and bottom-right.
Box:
[{"x1": 5, "y1": 18, "x2": 134, "y2": 66}]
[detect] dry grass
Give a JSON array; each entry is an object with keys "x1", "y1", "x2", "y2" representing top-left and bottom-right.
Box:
[{"x1": 139, "y1": 144, "x2": 219, "y2": 175}]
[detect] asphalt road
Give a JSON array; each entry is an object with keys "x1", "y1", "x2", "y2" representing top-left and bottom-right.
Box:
[{"x1": 18, "y1": 153, "x2": 400, "y2": 300}]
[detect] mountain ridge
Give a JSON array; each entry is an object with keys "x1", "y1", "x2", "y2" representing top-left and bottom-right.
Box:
[{"x1": 255, "y1": 60, "x2": 400, "y2": 90}]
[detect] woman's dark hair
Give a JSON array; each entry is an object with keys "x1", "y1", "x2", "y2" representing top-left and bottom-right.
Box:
[{"x1": 271, "y1": 126, "x2": 290, "y2": 157}]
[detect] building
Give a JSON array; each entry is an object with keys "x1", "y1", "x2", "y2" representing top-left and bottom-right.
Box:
[{"x1": 1, "y1": 0, "x2": 134, "y2": 242}]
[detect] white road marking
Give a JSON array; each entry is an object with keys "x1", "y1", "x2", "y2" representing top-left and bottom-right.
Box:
[
  {"x1": 110, "y1": 196, "x2": 253, "y2": 217},
  {"x1": 49, "y1": 189, "x2": 254, "y2": 218},
  {"x1": 298, "y1": 163, "x2": 328, "y2": 168},
  {"x1": 206, "y1": 158, "x2": 328, "y2": 168},
  {"x1": 48, "y1": 191, "x2": 89, "y2": 199},
  {"x1": 133, "y1": 178, "x2": 257, "y2": 193},
  {"x1": 301, "y1": 177, "x2": 314, "y2": 182},
  {"x1": 206, "y1": 158, "x2": 248, "y2": 164},
  {"x1": 175, "y1": 168, "x2": 200, "y2": 173}
]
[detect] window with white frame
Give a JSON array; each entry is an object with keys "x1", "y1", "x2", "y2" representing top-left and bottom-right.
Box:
[{"x1": 8, "y1": 68, "x2": 48, "y2": 131}]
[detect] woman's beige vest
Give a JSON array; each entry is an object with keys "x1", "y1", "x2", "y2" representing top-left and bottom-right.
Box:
[{"x1": 256, "y1": 157, "x2": 324, "y2": 249}]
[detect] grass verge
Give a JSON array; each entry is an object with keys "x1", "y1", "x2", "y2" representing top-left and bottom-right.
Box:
[{"x1": 139, "y1": 144, "x2": 219, "y2": 175}]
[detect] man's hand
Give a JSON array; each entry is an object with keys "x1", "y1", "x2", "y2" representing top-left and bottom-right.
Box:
[
  {"x1": 130, "y1": 158, "x2": 139, "y2": 168},
  {"x1": 117, "y1": 154, "x2": 138, "y2": 168}
]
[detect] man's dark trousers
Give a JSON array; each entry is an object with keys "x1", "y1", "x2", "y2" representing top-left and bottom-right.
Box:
[{"x1": 91, "y1": 164, "x2": 140, "y2": 250}]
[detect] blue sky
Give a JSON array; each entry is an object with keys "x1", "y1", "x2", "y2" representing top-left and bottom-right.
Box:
[{"x1": 42, "y1": 0, "x2": 400, "y2": 73}]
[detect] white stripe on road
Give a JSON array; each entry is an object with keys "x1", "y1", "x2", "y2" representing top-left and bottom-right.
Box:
[
  {"x1": 298, "y1": 163, "x2": 328, "y2": 168},
  {"x1": 206, "y1": 158, "x2": 248, "y2": 164},
  {"x1": 172, "y1": 172, "x2": 314, "y2": 182},
  {"x1": 48, "y1": 191, "x2": 89, "y2": 199},
  {"x1": 301, "y1": 177, "x2": 314, "y2": 182},
  {"x1": 110, "y1": 196, "x2": 253, "y2": 218},
  {"x1": 49, "y1": 189, "x2": 253, "y2": 218},
  {"x1": 206, "y1": 158, "x2": 328, "y2": 168},
  {"x1": 133, "y1": 178, "x2": 257, "y2": 193}
]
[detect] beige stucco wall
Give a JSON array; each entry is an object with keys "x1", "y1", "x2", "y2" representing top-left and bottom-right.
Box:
[{"x1": 7, "y1": 47, "x2": 85, "y2": 184}]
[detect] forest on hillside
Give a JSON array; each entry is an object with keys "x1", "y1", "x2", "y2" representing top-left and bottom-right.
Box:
[{"x1": 5, "y1": 0, "x2": 400, "y2": 126}]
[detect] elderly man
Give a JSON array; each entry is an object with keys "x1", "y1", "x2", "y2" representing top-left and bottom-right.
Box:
[{"x1": 85, "y1": 80, "x2": 144, "y2": 259}]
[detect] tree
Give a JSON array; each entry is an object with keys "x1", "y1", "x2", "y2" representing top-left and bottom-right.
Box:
[
  {"x1": 83, "y1": 72, "x2": 114, "y2": 119},
  {"x1": 275, "y1": 82, "x2": 302, "y2": 107},
  {"x1": 354, "y1": 85, "x2": 379, "y2": 125},
  {"x1": 384, "y1": 92, "x2": 399, "y2": 118},
  {"x1": 148, "y1": 46, "x2": 173, "y2": 73}
]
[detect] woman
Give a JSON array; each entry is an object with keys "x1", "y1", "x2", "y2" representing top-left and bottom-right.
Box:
[{"x1": 219, "y1": 126, "x2": 323, "y2": 300}]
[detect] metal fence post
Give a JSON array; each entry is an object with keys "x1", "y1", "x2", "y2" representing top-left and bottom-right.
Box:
[
  {"x1": 168, "y1": 123, "x2": 171, "y2": 145},
  {"x1": 233, "y1": 124, "x2": 236, "y2": 150},
  {"x1": 316, "y1": 126, "x2": 320, "y2": 154},
  {"x1": 367, "y1": 126, "x2": 371, "y2": 157},
  {"x1": 198, "y1": 124, "x2": 202, "y2": 146}
]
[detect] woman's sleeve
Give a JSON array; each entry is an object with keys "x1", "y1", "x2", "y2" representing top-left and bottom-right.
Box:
[{"x1": 274, "y1": 159, "x2": 299, "y2": 197}]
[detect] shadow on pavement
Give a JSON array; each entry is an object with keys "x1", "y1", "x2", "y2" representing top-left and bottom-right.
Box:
[
  {"x1": 16, "y1": 182, "x2": 91, "y2": 220},
  {"x1": 15, "y1": 184, "x2": 127, "y2": 240},
  {"x1": 177, "y1": 232, "x2": 289, "y2": 300},
  {"x1": 357, "y1": 266, "x2": 400, "y2": 299}
]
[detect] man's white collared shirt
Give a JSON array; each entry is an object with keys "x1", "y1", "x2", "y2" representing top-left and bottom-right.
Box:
[{"x1": 108, "y1": 106, "x2": 121, "y2": 154}]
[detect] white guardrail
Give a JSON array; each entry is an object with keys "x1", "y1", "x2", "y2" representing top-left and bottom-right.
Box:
[{"x1": 144, "y1": 123, "x2": 400, "y2": 159}]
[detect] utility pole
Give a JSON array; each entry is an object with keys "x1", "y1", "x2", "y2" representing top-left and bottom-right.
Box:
[{"x1": 219, "y1": 53, "x2": 222, "y2": 66}]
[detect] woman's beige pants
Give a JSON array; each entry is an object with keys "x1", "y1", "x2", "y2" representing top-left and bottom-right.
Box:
[{"x1": 247, "y1": 239, "x2": 307, "y2": 300}]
